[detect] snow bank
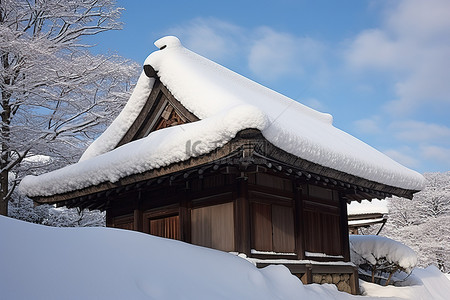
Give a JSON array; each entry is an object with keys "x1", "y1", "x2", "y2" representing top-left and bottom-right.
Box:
[
  {"x1": 350, "y1": 235, "x2": 417, "y2": 273},
  {"x1": 0, "y1": 215, "x2": 346, "y2": 300},
  {"x1": 361, "y1": 266, "x2": 450, "y2": 300},
  {"x1": 19, "y1": 36, "x2": 425, "y2": 197},
  {"x1": 1, "y1": 216, "x2": 449, "y2": 300}
]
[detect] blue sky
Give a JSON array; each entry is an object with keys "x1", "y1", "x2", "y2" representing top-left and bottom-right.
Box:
[{"x1": 89, "y1": 0, "x2": 450, "y2": 173}]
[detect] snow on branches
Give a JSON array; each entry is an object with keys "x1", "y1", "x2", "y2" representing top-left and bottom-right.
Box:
[
  {"x1": 350, "y1": 235, "x2": 418, "y2": 286},
  {"x1": 0, "y1": 0, "x2": 139, "y2": 215},
  {"x1": 385, "y1": 172, "x2": 450, "y2": 272}
]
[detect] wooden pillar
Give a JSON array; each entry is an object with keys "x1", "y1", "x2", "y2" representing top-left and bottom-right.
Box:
[
  {"x1": 105, "y1": 209, "x2": 113, "y2": 227},
  {"x1": 235, "y1": 176, "x2": 251, "y2": 256},
  {"x1": 339, "y1": 193, "x2": 351, "y2": 262},
  {"x1": 180, "y1": 184, "x2": 191, "y2": 243},
  {"x1": 294, "y1": 182, "x2": 306, "y2": 260},
  {"x1": 305, "y1": 264, "x2": 313, "y2": 284},
  {"x1": 133, "y1": 192, "x2": 143, "y2": 232},
  {"x1": 350, "y1": 267, "x2": 360, "y2": 295}
]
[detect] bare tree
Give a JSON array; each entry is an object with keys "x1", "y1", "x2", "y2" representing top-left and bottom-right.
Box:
[{"x1": 0, "y1": 0, "x2": 139, "y2": 215}]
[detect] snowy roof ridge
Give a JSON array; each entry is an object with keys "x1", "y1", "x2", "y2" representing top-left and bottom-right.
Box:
[{"x1": 19, "y1": 36, "x2": 425, "y2": 198}]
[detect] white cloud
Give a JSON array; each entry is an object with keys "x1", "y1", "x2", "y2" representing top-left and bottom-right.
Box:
[
  {"x1": 386, "y1": 0, "x2": 450, "y2": 42},
  {"x1": 167, "y1": 18, "x2": 245, "y2": 62},
  {"x1": 168, "y1": 18, "x2": 326, "y2": 82},
  {"x1": 353, "y1": 117, "x2": 382, "y2": 134},
  {"x1": 248, "y1": 27, "x2": 324, "y2": 81},
  {"x1": 383, "y1": 148, "x2": 420, "y2": 169},
  {"x1": 421, "y1": 145, "x2": 450, "y2": 164},
  {"x1": 345, "y1": 0, "x2": 450, "y2": 115},
  {"x1": 390, "y1": 121, "x2": 450, "y2": 142}
]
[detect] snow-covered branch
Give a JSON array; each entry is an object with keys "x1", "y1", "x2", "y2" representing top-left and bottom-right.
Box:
[{"x1": 0, "y1": 0, "x2": 139, "y2": 215}]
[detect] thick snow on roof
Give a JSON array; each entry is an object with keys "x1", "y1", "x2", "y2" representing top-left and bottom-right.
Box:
[
  {"x1": 19, "y1": 36, "x2": 424, "y2": 197},
  {"x1": 79, "y1": 74, "x2": 155, "y2": 161},
  {"x1": 347, "y1": 199, "x2": 389, "y2": 216}
]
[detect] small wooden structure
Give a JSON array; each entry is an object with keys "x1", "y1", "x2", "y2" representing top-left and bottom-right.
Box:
[
  {"x1": 21, "y1": 36, "x2": 423, "y2": 295},
  {"x1": 348, "y1": 200, "x2": 388, "y2": 235}
]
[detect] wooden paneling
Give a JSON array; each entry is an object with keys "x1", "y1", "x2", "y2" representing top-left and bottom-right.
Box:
[
  {"x1": 191, "y1": 202, "x2": 235, "y2": 252},
  {"x1": 302, "y1": 183, "x2": 343, "y2": 257},
  {"x1": 112, "y1": 214, "x2": 134, "y2": 231},
  {"x1": 308, "y1": 185, "x2": 334, "y2": 201},
  {"x1": 250, "y1": 173, "x2": 293, "y2": 192},
  {"x1": 304, "y1": 210, "x2": 319, "y2": 253},
  {"x1": 202, "y1": 174, "x2": 226, "y2": 190},
  {"x1": 153, "y1": 104, "x2": 186, "y2": 131},
  {"x1": 252, "y1": 202, "x2": 273, "y2": 251},
  {"x1": 251, "y1": 202, "x2": 295, "y2": 253},
  {"x1": 272, "y1": 205, "x2": 295, "y2": 252},
  {"x1": 114, "y1": 221, "x2": 134, "y2": 231},
  {"x1": 149, "y1": 215, "x2": 180, "y2": 240},
  {"x1": 304, "y1": 210, "x2": 342, "y2": 256}
]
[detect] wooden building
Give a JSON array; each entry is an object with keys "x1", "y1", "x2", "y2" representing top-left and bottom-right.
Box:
[
  {"x1": 20, "y1": 36, "x2": 425, "y2": 295},
  {"x1": 348, "y1": 199, "x2": 389, "y2": 235}
]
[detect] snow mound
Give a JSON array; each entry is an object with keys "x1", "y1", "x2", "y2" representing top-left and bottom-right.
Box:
[
  {"x1": 0, "y1": 216, "x2": 305, "y2": 300},
  {"x1": 2, "y1": 216, "x2": 450, "y2": 300},
  {"x1": 361, "y1": 266, "x2": 450, "y2": 300},
  {"x1": 350, "y1": 235, "x2": 417, "y2": 273}
]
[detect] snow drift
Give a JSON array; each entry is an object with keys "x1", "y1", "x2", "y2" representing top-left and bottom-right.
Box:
[{"x1": 1, "y1": 216, "x2": 450, "y2": 300}]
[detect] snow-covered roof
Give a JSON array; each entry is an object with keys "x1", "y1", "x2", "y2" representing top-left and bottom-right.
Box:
[
  {"x1": 19, "y1": 36, "x2": 425, "y2": 198},
  {"x1": 347, "y1": 199, "x2": 389, "y2": 216}
]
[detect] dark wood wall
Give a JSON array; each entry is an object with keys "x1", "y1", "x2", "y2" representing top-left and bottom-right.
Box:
[{"x1": 106, "y1": 171, "x2": 350, "y2": 261}]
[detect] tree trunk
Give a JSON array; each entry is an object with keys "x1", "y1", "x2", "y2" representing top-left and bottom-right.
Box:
[
  {"x1": 0, "y1": 170, "x2": 8, "y2": 216},
  {"x1": 1, "y1": 52, "x2": 12, "y2": 216}
]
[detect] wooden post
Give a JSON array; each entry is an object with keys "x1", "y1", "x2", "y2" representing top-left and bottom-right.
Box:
[
  {"x1": 235, "y1": 175, "x2": 251, "y2": 256},
  {"x1": 305, "y1": 264, "x2": 313, "y2": 284},
  {"x1": 180, "y1": 184, "x2": 191, "y2": 243},
  {"x1": 339, "y1": 193, "x2": 351, "y2": 262},
  {"x1": 294, "y1": 182, "x2": 305, "y2": 260},
  {"x1": 350, "y1": 267, "x2": 360, "y2": 295},
  {"x1": 106, "y1": 209, "x2": 113, "y2": 227},
  {"x1": 133, "y1": 192, "x2": 143, "y2": 232}
]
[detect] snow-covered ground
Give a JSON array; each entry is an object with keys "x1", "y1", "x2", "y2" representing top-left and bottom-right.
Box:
[{"x1": 1, "y1": 215, "x2": 449, "y2": 300}]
